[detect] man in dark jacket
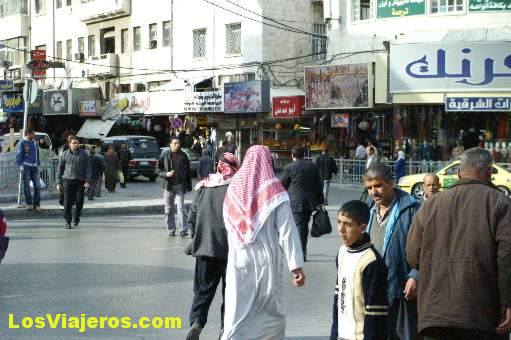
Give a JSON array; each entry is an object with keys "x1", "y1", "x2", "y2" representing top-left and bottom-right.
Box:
[
  {"x1": 157, "y1": 137, "x2": 192, "y2": 237},
  {"x1": 279, "y1": 146, "x2": 324, "y2": 262},
  {"x1": 364, "y1": 164, "x2": 421, "y2": 340},
  {"x1": 197, "y1": 149, "x2": 214, "y2": 181},
  {"x1": 57, "y1": 136, "x2": 92, "y2": 229},
  {"x1": 407, "y1": 147, "x2": 511, "y2": 339},
  {"x1": 118, "y1": 143, "x2": 130, "y2": 188},
  {"x1": 86, "y1": 147, "x2": 105, "y2": 201},
  {"x1": 316, "y1": 146, "x2": 338, "y2": 205}
]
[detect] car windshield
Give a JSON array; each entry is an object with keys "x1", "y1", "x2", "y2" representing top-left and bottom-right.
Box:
[{"x1": 128, "y1": 138, "x2": 160, "y2": 158}]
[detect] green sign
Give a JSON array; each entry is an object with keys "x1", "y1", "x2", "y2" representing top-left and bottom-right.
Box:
[
  {"x1": 469, "y1": 0, "x2": 511, "y2": 11},
  {"x1": 377, "y1": 0, "x2": 425, "y2": 17}
]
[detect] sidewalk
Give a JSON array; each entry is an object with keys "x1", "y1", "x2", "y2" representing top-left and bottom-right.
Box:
[{"x1": 1, "y1": 178, "x2": 362, "y2": 220}]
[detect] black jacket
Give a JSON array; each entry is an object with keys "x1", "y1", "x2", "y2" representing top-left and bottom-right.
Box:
[
  {"x1": 316, "y1": 154, "x2": 338, "y2": 180},
  {"x1": 279, "y1": 159, "x2": 324, "y2": 213},
  {"x1": 187, "y1": 184, "x2": 229, "y2": 259},
  {"x1": 157, "y1": 149, "x2": 192, "y2": 192}
]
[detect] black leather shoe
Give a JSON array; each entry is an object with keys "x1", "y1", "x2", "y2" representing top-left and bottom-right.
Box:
[
  {"x1": 65, "y1": 223, "x2": 72, "y2": 229},
  {"x1": 180, "y1": 231, "x2": 189, "y2": 237},
  {"x1": 73, "y1": 218, "x2": 80, "y2": 227}
]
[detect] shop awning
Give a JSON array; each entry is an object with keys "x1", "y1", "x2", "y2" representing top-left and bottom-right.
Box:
[
  {"x1": 270, "y1": 87, "x2": 305, "y2": 98},
  {"x1": 76, "y1": 119, "x2": 117, "y2": 140}
]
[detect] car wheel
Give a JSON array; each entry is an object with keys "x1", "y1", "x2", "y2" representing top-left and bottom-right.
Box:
[
  {"x1": 148, "y1": 175, "x2": 157, "y2": 182},
  {"x1": 411, "y1": 182, "x2": 424, "y2": 199},
  {"x1": 497, "y1": 185, "x2": 511, "y2": 197}
]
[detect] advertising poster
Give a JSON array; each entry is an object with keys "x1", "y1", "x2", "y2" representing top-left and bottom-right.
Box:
[
  {"x1": 1, "y1": 92, "x2": 24, "y2": 113},
  {"x1": 305, "y1": 64, "x2": 372, "y2": 110},
  {"x1": 331, "y1": 113, "x2": 350, "y2": 128},
  {"x1": 224, "y1": 80, "x2": 270, "y2": 113}
]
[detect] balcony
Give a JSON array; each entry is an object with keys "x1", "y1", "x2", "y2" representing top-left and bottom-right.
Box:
[
  {"x1": 86, "y1": 53, "x2": 119, "y2": 78},
  {"x1": 80, "y1": 0, "x2": 131, "y2": 24}
]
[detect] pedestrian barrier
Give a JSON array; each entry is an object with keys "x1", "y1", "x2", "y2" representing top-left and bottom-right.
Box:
[{"x1": 0, "y1": 159, "x2": 59, "y2": 194}]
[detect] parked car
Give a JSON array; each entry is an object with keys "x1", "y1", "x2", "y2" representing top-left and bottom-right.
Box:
[
  {"x1": 397, "y1": 160, "x2": 511, "y2": 198},
  {"x1": 100, "y1": 136, "x2": 159, "y2": 182},
  {"x1": 0, "y1": 131, "x2": 55, "y2": 157},
  {"x1": 0, "y1": 209, "x2": 9, "y2": 264},
  {"x1": 159, "y1": 147, "x2": 200, "y2": 177}
]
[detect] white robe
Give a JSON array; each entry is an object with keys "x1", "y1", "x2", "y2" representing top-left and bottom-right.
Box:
[{"x1": 222, "y1": 201, "x2": 304, "y2": 340}]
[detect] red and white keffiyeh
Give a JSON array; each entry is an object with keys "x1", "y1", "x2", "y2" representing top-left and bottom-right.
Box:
[{"x1": 223, "y1": 145, "x2": 289, "y2": 247}]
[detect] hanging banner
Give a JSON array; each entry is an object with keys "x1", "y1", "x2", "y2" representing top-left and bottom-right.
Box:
[
  {"x1": 469, "y1": 0, "x2": 511, "y2": 11},
  {"x1": 183, "y1": 91, "x2": 223, "y2": 112},
  {"x1": 331, "y1": 113, "x2": 350, "y2": 128},
  {"x1": 224, "y1": 80, "x2": 270, "y2": 113},
  {"x1": 1, "y1": 92, "x2": 24, "y2": 113},
  {"x1": 377, "y1": 0, "x2": 425, "y2": 18},
  {"x1": 272, "y1": 96, "x2": 304, "y2": 118},
  {"x1": 305, "y1": 64, "x2": 372, "y2": 109}
]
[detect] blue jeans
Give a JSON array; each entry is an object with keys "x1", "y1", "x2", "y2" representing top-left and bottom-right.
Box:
[
  {"x1": 22, "y1": 165, "x2": 41, "y2": 207},
  {"x1": 164, "y1": 184, "x2": 188, "y2": 233},
  {"x1": 323, "y1": 179, "x2": 331, "y2": 204}
]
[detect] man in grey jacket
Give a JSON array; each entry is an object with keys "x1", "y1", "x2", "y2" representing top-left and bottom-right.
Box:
[{"x1": 57, "y1": 136, "x2": 91, "y2": 229}]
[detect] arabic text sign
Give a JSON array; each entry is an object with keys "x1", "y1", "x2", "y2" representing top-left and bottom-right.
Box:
[
  {"x1": 305, "y1": 64, "x2": 372, "y2": 109},
  {"x1": 1, "y1": 93, "x2": 24, "y2": 112},
  {"x1": 224, "y1": 80, "x2": 270, "y2": 114},
  {"x1": 445, "y1": 97, "x2": 511, "y2": 111},
  {"x1": 377, "y1": 0, "x2": 425, "y2": 18},
  {"x1": 390, "y1": 42, "x2": 511, "y2": 93},
  {"x1": 272, "y1": 96, "x2": 304, "y2": 118},
  {"x1": 183, "y1": 91, "x2": 223, "y2": 112},
  {"x1": 0, "y1": 80, "x2": 14, "y2": 91},
  {"x1": 469, "y1": 0, "x2": 511, "y2": 11}
]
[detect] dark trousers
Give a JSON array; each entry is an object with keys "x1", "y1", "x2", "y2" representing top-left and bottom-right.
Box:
[
  {"x1": 63, "y1": 179, "x2": 85, "y2": 224},
  {"x1": 422, "y1": 327, "x2": 507, "y2": 340},
  {"x1": 87, "y1": 178, "x2": 98, "y2": 200},
  {"x1": 189, "y1": 256, "x2": 227, "y2": 329},
  {"x1": 292, "y1": 210, "x2": 313, "y2": 259},
  {"x1": 388, "y1": 298, "x2": 418, "y2": 340}
]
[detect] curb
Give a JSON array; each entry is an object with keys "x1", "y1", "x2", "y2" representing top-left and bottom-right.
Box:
[
  {"x1": 0, "y1": 192, "x2": 60, "y2": 204},
  {"x1": 4, "y1": 203, "x2": 192, "y2": 220}
]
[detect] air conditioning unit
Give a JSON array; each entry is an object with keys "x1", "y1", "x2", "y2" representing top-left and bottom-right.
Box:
[
  {"x1": 74, "y1": 52, "x2": 85, "y2": 62},
  {"x1": 87, "y1": 53, "x2": 119, "y2": 78}
]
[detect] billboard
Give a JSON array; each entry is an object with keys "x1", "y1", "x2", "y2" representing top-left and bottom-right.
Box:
[
  {"x1": 305, "y1": 64, "x2": 372, "y2": 110},
  {"x1": 390, "y1": 42, "x2": 511, "y2": 93},
  {"x1": 1, "y1": 92, "x2": 24, "y2": 113},
  {"x1": 224, "y1": 80, "x2": 270, "y2": 113},
  {"x1": 43, "y1": 90, "x2": 71, "y2": 115}
]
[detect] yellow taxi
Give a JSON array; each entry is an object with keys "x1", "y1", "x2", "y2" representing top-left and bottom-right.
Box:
[{"x1": 397, "y1": 160, "x2": 511, "y2": 198}]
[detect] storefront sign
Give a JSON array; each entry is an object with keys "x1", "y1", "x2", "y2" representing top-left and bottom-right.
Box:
[
  {"x1": 184, "y1": 91, "x2": 223, "y2": 112},
  {"x1": 30, "y1": 49, "x2": 47, "y2": 79},
  {"x1": 78, "y1": 100, "x2": 97, "y2": 117},
  {"x1": 118, "y1": 92, "x2": 149, "y2": 114},
  {"x1": 377, "y1": 0, "x2": 425, "y2": 18},
  {"x1": 224, "y1": 80, "x2": 270, "y2": 113},
  {"x1": 469, "y1": 0, "x2": 511, "y2": 11},
  {"x1": 390, "y1": 42, "x2": 511, "y2": 93},
  {"x1": 331, "y1": 113, "x2": 350, "y2": 128},
  {"x1": 305, "y1": 64, "x2": 372, "y2": 109},
  {"x1": 0, "y1": 80, "x2": 14, "y2": 91},
  {"x1": 272, "y1": 96, "x2": 304, "y2": 118},
  {"x1": 43, "y1": 90, "x2": 71, "y2": 115},
  {"x1": 445, "y1": 97, "x2": 511, "y2": 111},
  {"x1": 1, "y1": 92, "x2": 23, "y2": 113}
]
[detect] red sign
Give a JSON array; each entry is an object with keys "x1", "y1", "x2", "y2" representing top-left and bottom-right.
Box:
[
  {"x1": 30, "y1": 50, "x2": 47, "y2": 79},
  {"x1": 272, "y1": 96, "x2": 305, "y2": 118},
  {"x1": 27, "y1": 60, "x2": 51, "y2": 70}
]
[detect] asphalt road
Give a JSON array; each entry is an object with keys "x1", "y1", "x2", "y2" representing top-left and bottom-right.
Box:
[{"x1": 0, "y1": 213, "x2": 346, "y2": 340}]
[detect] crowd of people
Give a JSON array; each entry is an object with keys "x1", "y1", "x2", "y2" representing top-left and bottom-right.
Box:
[{"x1": 16, "y1": 128, "x2": 511, "y2": 340}]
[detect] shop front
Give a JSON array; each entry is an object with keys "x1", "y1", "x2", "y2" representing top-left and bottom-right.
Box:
[{"x1": 389, "y1": 41, "x2": 511, "y2": 162}]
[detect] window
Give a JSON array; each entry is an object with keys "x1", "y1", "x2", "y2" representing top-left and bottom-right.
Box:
[
  {"x1": 430, "y1": 0, "x2": 463, "y2": 13},
  {"x1": 100, "y1": 27, "x2": 115, "y2": 54},
  {"x1": 193, "y1": 28, "x2": 206, "y2": 59},
  {"x1": 162, "y1": 21, "x2": 171, "y2": 47},
  {"x1": 353, "y1": 0, "x2": 372, "y2": 20},
  {"x1": 149, "y1": 23, "x2": 157, "y2": 49},
  {"x1": 225, "y1": 23, "x2": 241, "y2": 55},
  {"x1": 56, "y1": 0, "x2": 62, "y2": 8},
  {"x1": 0, "y1": 0, "x2": 28, "y2": 18},
  {"x1": 121, "y1": 29, "x2": 128, "y2": 53},
  {"x1": 66, "y1": 0, "x2": 71, "y2": 5},
  {"x1": 88, "y1": 35, "x2": 95, "y2": 57},
  {"x1": 312, "y1": 24, "x2": 326, "y2": 61},
  {"x1": 56, "y1": 41, "x2": 62, "y2": 59},
  {"x1": 35, "y1": 0, "x2": 45, "y2": 14},
  {"x1": 35, "y1": 44, "x2": 46, "y2": 51},
  {"x1": 218, "y1": 72, "x2": 255, "y2": 86},
  {"x1": 119, "y1": 84, "x2": 130, "y2": 93},
  {"x1": 133, "y1": 26, "x2": 141, "y2": 51},
  {"x1": 66, "y1": 39, "x2": 72, "y2": 60},
  {"x1": 78, "y1": 37, "x2": 84, "y2": 54},
  {"x1": 1, "y1": 37, "x2": 26, "y2": 66}
]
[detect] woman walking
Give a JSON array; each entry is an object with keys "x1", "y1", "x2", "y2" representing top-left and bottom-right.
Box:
[
  {"x1": 104, "y1": 146, "x2": 119, "y2": 192},
  {"x1": 221, "y1": 145, "x2": 305, "y2": 340}
]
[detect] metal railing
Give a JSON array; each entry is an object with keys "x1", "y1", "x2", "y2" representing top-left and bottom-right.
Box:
[{"x1": 0, "y1": 159, "x2": 59, "y2": 194}]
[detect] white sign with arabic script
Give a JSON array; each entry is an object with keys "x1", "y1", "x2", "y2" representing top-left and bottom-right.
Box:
[
  {"x1": 183, "y1": 91, "x2": 223, "y2": 112},
  {"x1": 390, "y1": 42, "x2": 511, "y2": 93}
]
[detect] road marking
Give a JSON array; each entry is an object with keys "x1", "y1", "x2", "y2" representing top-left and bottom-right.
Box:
[
  {"x1": 151, "y1": 247, "x2": 185, "y2": 250},
  {"x1": 0, "y1": 294, "x2": 24, "y2": 299}
]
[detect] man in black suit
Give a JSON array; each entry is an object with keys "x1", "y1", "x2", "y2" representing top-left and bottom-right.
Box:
[{"x1": 279, "y1": 146, "x2": 324, "y2": 261}]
